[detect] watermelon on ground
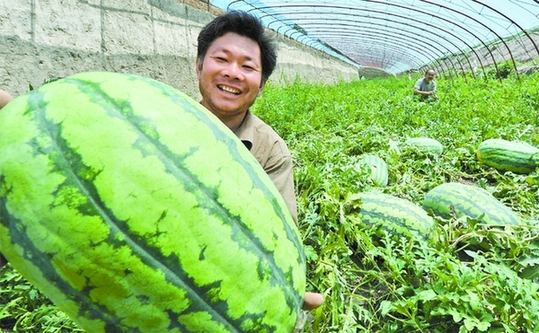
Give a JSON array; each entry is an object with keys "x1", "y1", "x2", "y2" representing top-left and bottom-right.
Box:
[
  {"x1": 422, "y1": 182, "x2": 521, "y2": 226},
  {"x1": 357, "y1": 154, "x2": 389, "y2": 187},
  {"x1": 348, "y1": 192, "x2": 434, "y2": 239},
  {"x1": 477, "y1": 138, "x2": 539, "y2": 174},
  {"x1": 404, "y1": 137, "x2": 443, "y2": 155}
]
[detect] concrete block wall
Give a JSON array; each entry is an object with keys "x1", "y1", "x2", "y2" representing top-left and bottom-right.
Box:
[{"x1": 0, "y1": 0, "x2": 359, "y2": 99}]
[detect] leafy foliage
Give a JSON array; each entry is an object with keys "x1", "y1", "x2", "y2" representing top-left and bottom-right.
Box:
[
  {"x1": 0, "y1": 266, "x2": 83, "y2": 333},
  {"x1": 2, "y1": 73, "x2": 539, "y2": 332},
  {"x1": 254, "y1": 72, "x2": 539, "y2": 332}
]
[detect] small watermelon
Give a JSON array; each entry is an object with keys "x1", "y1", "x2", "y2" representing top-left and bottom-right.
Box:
[
  {"x1": 348, "y1": 192, "x2": 434, "y2": 238},
  {"x1": 357, "y1": 154, "x2": 389, "y2": 187},
  {"x1": 404, "y1": 137, "x2": 443, "y2": 155},
  {"x1": 422, "y1": 182, "x2": 521, "y2": 226},
  {"x1": 477, "y1": 138, "x2": 539, "y2": 174}
]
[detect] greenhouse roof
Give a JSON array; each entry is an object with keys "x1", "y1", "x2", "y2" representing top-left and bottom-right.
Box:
[{"x1": 210, "y1": 0, "x2": 539, "y2": 76}]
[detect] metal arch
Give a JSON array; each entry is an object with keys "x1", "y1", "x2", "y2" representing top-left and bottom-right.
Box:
[
  {"x1": 329, "y1": 37, "x2": 445, "y2": 75},
  {"x1": 226, "y1": 0, "x2": 538, "y2": 79},
  {"x1": 301, "y1": 29, "x2": 451, "y2": 78},
  {"x1": 269, "y1": 20, "x2": 360, "y2": 66},
  {"x1": 329, "y1": 40, "x2": 432, "y2": 73},
  {"x1": 418, "y1": 0, "x2": 521, "y2": 81},
  {"x1": 363, "y1": 0, "x2": 527, "y2": 80},
  {"x1": 316, "y1": 32, "x2": 432, "y2": 64},
  {"x1": 294, "y1": 28, "x2": 442, "y2": 67},
  {"x1": 235, "y1": 2, "x2": 470, "y2": 74},
  {"x1": 286, "y1": 17, "x2": 471, "y2": 79},
  {"x1": 288, "y1": 22, "x2": 447, "y2": 65},
  {"x1": 263, "y1": 11, "x2": 481, "y2": 78},
  {"x1": 316, "y1": 33, "x2": 432, "y2": 70},
  {"x1": 277, "y1": 25, "x2": 358, "y2": 63},
  {"x1": 326, "y1": 38, "x2": 438, "y2": 74},
  {"x1": 252, "y1": 3, "x2": 493, "y2": 78},
  {"x1": 472, "y1": 0, "x2": 539, "y2": 66},
  {"x1": 352, "y1": 50, "x2": 423, "y2": 69},
  {"x1": 274, "y1": 21, "x2": 320, "y2": 48},
  {"x1": 274, "y1": 2, "x2": 496, "y2": 76}
]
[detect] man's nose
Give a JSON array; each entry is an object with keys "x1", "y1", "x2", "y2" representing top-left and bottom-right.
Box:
[{"x1": 222, "y1": 62, "x2": 243, "y2": 80}]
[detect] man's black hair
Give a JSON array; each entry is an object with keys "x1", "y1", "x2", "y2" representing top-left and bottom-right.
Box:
[{"x1": 197, "y1": 10, "x2": 277, "y2": 83}]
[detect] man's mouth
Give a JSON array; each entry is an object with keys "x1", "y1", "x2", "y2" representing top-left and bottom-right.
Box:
[{"x1": 218, "y1": 85, "x2": 241, "y2": 95}]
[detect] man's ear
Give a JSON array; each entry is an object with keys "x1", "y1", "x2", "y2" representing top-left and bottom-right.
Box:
[
  {"x1": 196, "y1": 58, "x2": 203, "y2": 79},
  {"x1": 258, "y1": 80, "x2": 266, "y2": 96}
]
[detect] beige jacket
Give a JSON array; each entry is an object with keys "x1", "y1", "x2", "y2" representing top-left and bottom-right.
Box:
[{"x1": 234, "y1": 111, "x2": 298, "y2": 224}]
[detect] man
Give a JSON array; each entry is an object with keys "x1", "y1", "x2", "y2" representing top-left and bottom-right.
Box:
[
  {"x1": 0, "y1": 88, "x2": 13, "y2": 109},
  {"x1": 413, "y1": 69, "x2": 438, "y2": 101},
  {"x1": 196, "y1": 11, "x2": 324, "y2": 312}
]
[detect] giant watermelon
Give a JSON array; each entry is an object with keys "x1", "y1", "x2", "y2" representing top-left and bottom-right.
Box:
[{"x1": 0, "y1": 72, "x2": 306, "y2": 332}]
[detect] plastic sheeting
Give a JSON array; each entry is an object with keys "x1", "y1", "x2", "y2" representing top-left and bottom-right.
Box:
[{"x1": 210, "y1": 0, "x2": 539, "y2": 76}]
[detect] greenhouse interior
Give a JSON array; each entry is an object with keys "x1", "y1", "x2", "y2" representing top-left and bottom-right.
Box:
[
  {"x1": 0, "y1": 1, "x2": 538, "y2": 333},
  {"x1": 212, "y1": 0, "x2": 539, "y2": 79}
]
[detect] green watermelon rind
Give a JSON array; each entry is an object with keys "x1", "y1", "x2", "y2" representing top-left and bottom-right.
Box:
[{"x1": 404, "y1": 137, "x2": 443, "y2": 154}]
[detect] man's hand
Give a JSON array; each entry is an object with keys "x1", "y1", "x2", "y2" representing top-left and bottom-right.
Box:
[{"x1": 303, "y1": 292, "x2": 324, "y2": 310}]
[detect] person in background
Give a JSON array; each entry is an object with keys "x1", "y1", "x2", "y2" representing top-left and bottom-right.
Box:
[
  {"x1": 196, "y1": 10, "x2": 324, "y2": 313},
  {"x1": 0, "y1": 88, "x2": 13, "y2": 109},
  {"x1": 413, "y1": 69, "x2": 438, "y2": 101}
]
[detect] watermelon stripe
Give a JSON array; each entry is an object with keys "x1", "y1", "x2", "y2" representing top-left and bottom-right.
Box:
[
  {"x1": 405, "y1": 138, "x2": 443, "y2": 154},
  {"x1": 361, "y1": 202, "x2": 432, "y2": 233},
  {"x1": 50, "y1": 80, "x2": 298, "y2": 329},
  {"x1": 122, "y1": 74, "x2": 304, "y2": 265},
  {"x1": 358, "y1": 155, "x2": 388, "y2": 187},
  {"x1": 20, "y1": 89, "x2": 215, "y2": 331},
  {"x1": 429, "y1": 194, "x2": 517, "y2": 224},
  {"x1": 352, "y1": 192, "x2": 434, "y2": 238},
  {"x1": 67, "y1": 77, "x2": 302, "y2": 306},
  {"x1": 480, "y1": 148, "x2": 538, "y2": 172},
  {"x1": 361, "y1": 210, "x2": 420, "y2": 235},
  {"x1": 4, "y1": 212, "x2": 134, "y2": 332}
]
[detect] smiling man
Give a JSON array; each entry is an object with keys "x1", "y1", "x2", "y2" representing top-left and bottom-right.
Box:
[
  {"x1": 196, "y1": 11, "x2": 297, "y2": 222},
  {"x1": 195, "y1": 11, "x2": 324, "y2": 314}
]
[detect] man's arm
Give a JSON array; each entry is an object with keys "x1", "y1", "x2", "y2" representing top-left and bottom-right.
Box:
[
  {"x1": 414, "y1": 88, "x2": 436, "y2": 97},
  {"x1": 413, "y1": 80, "x2": 424, "y2": 96},
  {"x1": 263, "y1": 152, "x2": 298, "y2": 224},
  {"x1": 0, "y1": 88, "x2": 13, "y2": 109}
]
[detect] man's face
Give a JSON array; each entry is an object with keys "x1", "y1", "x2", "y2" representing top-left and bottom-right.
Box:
[
  {"x1": 196, "y1": 32, "x2": 264, "y2": 121},
  {"x1": 425, "y1": 70, "x2": 435, "y2": 82}
]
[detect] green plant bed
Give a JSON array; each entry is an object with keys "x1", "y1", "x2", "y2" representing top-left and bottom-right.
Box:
[{"x1": 255, "y1": 74, "x2": 539, "y2": 332}]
